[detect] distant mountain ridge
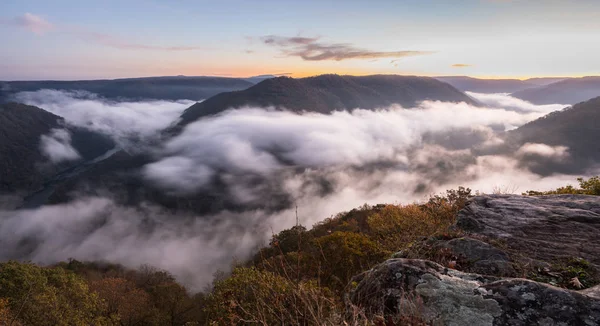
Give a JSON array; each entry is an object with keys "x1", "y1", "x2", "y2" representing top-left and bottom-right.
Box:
[
  {"x1": 512, "y1": 76, "x2": 600, "y2": 105},
  {"x1": 243, "y1": 74, "x2": 280, "y2": 84},
  {"x1": 436, "y1": 76, "x2": 569, "y2": 94},
  {"x1": 0, "y1": 76, "x2": 255, "y2": 102},
  {"x1": 178, "y1": 74, "x2": 477, "y2": 127}
]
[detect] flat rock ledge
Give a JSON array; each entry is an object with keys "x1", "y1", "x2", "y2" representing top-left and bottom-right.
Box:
[
  {"x1": 348, "y1": 259, "x2": 600, "y2": 326},
  {"x1": 349, "y1": 195, "x2": 600, "y2": 325},
  {"x1": 456, "y1": 194, "x2": 600, "y2": 268}
]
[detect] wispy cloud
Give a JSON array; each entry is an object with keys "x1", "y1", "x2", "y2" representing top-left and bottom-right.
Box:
[
  {"x1": 2, "y1": 13, "x2": 54, "y2": 35},
  {"x1": 40, "y1": 129, "x2": 81, "y2": 163},
  {"x1": 13, "y1": 89, "x2": 195, "y2": 150},
  {"x1": 452, "y1": 63, "x2": 473, "y2": 68},
  {"x1": 77, "y1": 30, "x2": 204, "y2": 51},
  {"x1": 262, "y1": 35, "x2": 434, "y2": 61},
  {"x1": 3, "y1": 13, "x2": 203, "y2": 51}
]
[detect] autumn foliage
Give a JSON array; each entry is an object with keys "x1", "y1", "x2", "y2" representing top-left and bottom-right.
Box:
[{"x1": 0, "y1": 187, "x2": 472, "y2": 325}]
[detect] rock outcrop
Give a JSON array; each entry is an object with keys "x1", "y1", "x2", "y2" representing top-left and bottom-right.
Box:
[
  {"x1": 348, "y1": 259, "x2": 600, "y2": 326},
  {"x1": 457, "y1": 195, "x2": 600, "y2": 266},
  {"x1": 349, "y1": 195, "x2": 600, "y2": 325},
  {"x1": 394, "y1": 237, "x2": 517, "y2": 277}
]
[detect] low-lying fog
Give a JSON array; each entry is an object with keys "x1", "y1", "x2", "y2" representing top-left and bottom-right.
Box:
[{"x1": 1, "y1": 89, "x2": 591, "y2": 291}]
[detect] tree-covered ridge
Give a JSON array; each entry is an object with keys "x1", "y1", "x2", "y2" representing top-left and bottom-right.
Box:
[
  {"x1": 0, "y1": 103, "x2": 115, "y2": 195},
  {"x1": 509, "y1": 96, "x2": 600, "y2": 174},
  {"x1": 0, "y1": 76, "x2": 254, "y2": 102},
  {"x1": 177, "y1": 74, "x2": 478, "y2": 127},
  {"x1": 0, "y1": 260, "x2": 205, "y2": 325},
  {"x1": 0, "y1": 103, "x2": 64, "y2": 193},
  {"x1": 512, "y1": 76, "x2": 600, "y2": 105}
]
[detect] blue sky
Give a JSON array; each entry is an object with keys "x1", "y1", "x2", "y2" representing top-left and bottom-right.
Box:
[{"x1": 1, "y1": 0, "x2": 599, "y2": 80}]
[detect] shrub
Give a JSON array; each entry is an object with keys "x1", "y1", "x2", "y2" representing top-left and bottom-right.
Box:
[
  {"x1": 578, "y1": 176, "x2": 600, "y2": 195},
  {"x1": 254, "y1": 225, "x2": 313, "y2": 264},
  {"x1": 313, "y1": 231, "x2": 388, "y2": 292},
  {"x1": 368, "y1": 199, "x2": 464, "y2": 253},
  {"x1": 203, "y1": 267, "x2": 336, "y2": 325},
  {"x1": 89, "y1": 278, "x2": 155, "y2": 325},
  {"x1": 0, "y1": 261, "x2": 114, "y2": 326},
  {"x1": 0, "y1": 298, "x2": 20, "y2": 326},
  {"x1": 524, "y1": 176, "x2": 600, "y2": 196},
  {"x1": 58, "y1": 260, "x2": 203, "y2": 325}
]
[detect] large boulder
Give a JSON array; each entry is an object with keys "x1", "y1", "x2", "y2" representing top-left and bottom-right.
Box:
[
  {"x1": 348, "y1": 259, "x2": 600, "y2": 326},
  {"x1": 457, "y1": 195, "x2": 600, "y2": 266},
  {"x1": 457, "y1": 195, "x2": 600, "y2": 287}
]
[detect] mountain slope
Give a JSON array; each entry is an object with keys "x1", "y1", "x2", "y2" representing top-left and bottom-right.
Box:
[
  {"x1": 0, "y1": 76, "x2": 254, "y2": 102},
  {"x1": 524, "y1": 77, "x2": 570, "y2": 86},
  {"x1": 509, "y1": 96, "x2": 600, "y2": 172},
  {"x1": 512, "y1": 77, "x2": 600, "y2": 105},
  {"x1": 0, "y1": 103, "x2": 115, "y2": 194},
  {"x1": 178, "y1": 74, "x2": 477, "y2": 127},
  {"x1": 436, "y1": 76, "x2": 537, "y2": 93},
  {"x1": 436, "y1": 76, "x2": 570, "y2": 94}
]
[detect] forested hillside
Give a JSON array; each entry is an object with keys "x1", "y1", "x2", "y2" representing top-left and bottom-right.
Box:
[{"x1": 0, "y1": 103, "x2": 114, "y2": 194}]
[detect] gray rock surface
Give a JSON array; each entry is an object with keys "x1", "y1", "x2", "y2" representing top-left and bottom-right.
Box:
[
  {"x1": 442, "y1": 237, "x2": 517, "y2": 277},
  {"x1": 348, "y1": 259, "x2": 600, "y2": 326},
  {"x1": 349, "y1": 195, "x2": 600, "y2": 325},
  {"x1": 581, "y1": 285, "x2": 600, "y2": 300},
  {"x1": 394, "y1": 237, "x2": 517, "y2": 277},
  {"x1": 457, "y1": 195, "x2": 600, "y2": 269}
]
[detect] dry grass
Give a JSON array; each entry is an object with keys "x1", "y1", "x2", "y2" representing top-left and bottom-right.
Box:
[
  {"x1": 367, "y1": 203, "x2": 457, "y2": 253},
  {"x1": 203, "y1": 267, "x2": 338, "y2": 325},
  {"x1": 202, "y1": 188, "x2": 472, "y2": 325}
]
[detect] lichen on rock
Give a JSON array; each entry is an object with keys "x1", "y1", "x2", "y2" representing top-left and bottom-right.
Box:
[{"x1": 348, "y1": 259, "x2": 600, "y2": 325}]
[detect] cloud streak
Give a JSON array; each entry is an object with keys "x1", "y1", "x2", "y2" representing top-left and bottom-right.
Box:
[
  {"x1": 3, "y1": 13, "x2": 203, "y2": 51},
  {"x1": 74, "y1": 30, "x2": 205, "y2": 51},
  {"x1": 143, "y1": 93, "x2": 565, "y2": 196},
  {"x1": 516, "y1": 143, "x2": 569, "y2": 160},
  {"x1": 452, "y1": 63, "x2": 472, "y2": 68},
  {"x1": 0, "y1": 13, "x2": 55, "y2": 35},
  {"x1": 467, "y1": 91, "x2": 567, "y2": 114},
  {"x1": 13, "y1": 89, "x2": 195, "y2": 150},
  {"x1": 40, "y1": 129, "x2": 81, "y2": 163},
  {"x1": 262, "y1": 35, "x2": 434, "y2": 61}
]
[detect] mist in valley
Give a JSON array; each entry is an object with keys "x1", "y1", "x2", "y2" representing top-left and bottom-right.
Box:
[{"x1": 0, "y1": 90, "x2": 593, "y2": 290}]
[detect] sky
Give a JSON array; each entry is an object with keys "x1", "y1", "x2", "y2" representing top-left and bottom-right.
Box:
[{"x1": 1, "y1": 0, "x2": 600, "y2": 80}]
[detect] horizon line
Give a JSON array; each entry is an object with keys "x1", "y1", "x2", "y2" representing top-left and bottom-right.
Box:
[{"x1": 2, "y1": 73, "x2": 599, "y2": 82}]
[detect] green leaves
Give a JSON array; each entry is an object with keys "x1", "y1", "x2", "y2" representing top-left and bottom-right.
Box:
[
  {"x1": 0, "y1": 261, "x2": 113, "y2": 326},
  {"x1": 524, "y1": 176, "x2": 600, "y2": 196}
]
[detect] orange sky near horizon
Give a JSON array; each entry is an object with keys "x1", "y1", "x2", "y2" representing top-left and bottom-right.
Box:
[{"x1": 2, "y1": 0, "x2": 600, "y2": 80}]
